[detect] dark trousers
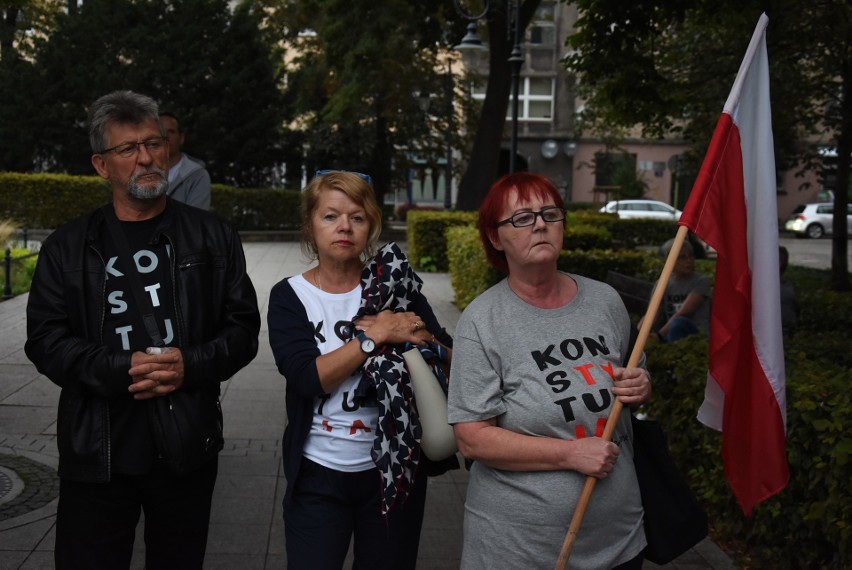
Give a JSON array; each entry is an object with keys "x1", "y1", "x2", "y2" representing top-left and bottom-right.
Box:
[
  {"x1": 55, "y1": 457, "x2": 218, "y2": 570},
  {"x1": 284, "y1": 457, "x2": 428, "y2": 570}
]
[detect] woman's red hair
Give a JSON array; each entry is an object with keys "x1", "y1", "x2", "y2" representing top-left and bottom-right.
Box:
[{"x1": 477, "y1": 172, "x2": 565, "y2": 274}]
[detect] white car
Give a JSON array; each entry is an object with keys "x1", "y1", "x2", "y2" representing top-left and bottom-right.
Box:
[
  {"x1": 784, "y1": 202, "x2": 852, "y2": 239},
  {"x1": 599, "y1": 199, "x2": 682, "y2": 221}
]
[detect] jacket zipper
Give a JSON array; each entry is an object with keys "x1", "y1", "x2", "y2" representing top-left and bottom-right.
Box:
[{"x1": 90, "y1": 241, "x2": 112, "y2": 480}]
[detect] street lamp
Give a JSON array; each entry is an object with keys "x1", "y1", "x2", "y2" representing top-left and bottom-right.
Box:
[{"x1": 454, "y1": 0, "x2": 524, "y2": 174}]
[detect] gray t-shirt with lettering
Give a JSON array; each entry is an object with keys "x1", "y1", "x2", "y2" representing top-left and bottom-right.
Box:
[
  {"x1": 656, "y1": 272, "x2": 712, "y2": 334},
  {"x1": 448, "y1": 274, "x2": 646, "y2": 569}
]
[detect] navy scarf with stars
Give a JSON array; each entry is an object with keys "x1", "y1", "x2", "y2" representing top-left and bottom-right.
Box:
[{"x1": 353, "y1": 242, "x2": 449, "y2": 515}]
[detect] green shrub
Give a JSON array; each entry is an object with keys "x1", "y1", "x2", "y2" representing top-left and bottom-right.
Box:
[
  {"x1": 563, "y1": 224, "x2": 613, "y2": 250},
  {"x1": 1, "y1": 219, "x2": 16, "y2": 244},
  {"x1": 0, "y1": 173, "x2": 305, "y2": 232},
  {"x1": 4, "y1": 247, "x2": 39, "y2": 297},
  {"x1": 557, "y1": 248, "x2": 648, "y2": 281},
  {"x1": 210, "y1": 184, "x2": 302, "y2": 231},
  {"x1": 564, "y1": 201, "x2": 599, "y2": 212},
  {"x1": 643, "y1": 329, "x2": 852, "y2": 569},
  {"x1": 787, "y1": 265, "x2": 852, "y2": 335},
  {"x1": 599, "y1": 216, "x2": 681, "y2": 247},
  {"x1": 445, "y1": 225, "x2": 500, "y2": 310},
  {"x1": 408, "y1": 210, "x2": 477, "y2": 272},
  {"x1": 0, "y1": 173, "x2": 111, "y2": 228}
]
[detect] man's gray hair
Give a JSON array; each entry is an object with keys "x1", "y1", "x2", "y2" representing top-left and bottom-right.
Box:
[{"x1": 87, "y1": 90, "x2": 161, "y2": 154}]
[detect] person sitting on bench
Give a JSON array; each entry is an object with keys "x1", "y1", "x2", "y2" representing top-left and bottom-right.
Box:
[{"x1": 641, "y1": 239, "x2": 712, "y2": 343}]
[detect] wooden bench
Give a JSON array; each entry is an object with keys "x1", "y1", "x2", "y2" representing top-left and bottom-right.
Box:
[{"x1": 605, "y1": 270, "x2": 655, "y2": 317}]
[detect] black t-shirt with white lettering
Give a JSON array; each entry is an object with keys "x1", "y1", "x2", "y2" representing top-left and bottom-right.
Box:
[{"x1": 101, "y1": 213, "x2": 175, "y2": 474}]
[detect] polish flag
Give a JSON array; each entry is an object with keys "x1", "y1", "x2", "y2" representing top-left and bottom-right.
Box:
[{"x1": 678, "y1": 13, "x2": 789, "y2": 515}]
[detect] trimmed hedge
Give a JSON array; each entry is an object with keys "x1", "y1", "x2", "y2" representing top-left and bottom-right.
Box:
[
  {"x1": 556, "y1": 248, "x2": 648, "y2": 281},
  {"x1": 209, "y1": 183, "x2": 302, "y2": 231},
  {"x1": 0, "y1": 173, "x2": 111, "y2": 228},
  {"x1": 0, "y1": 172, "x2": 302, "y2": 231},
  {"x1": 445, "y1": 225, "x2": 502, "y2": 310},
  {"x1": 563, "y1": 223, "x2": 614, "y2": 250},
  {"x1": 407, "y1": 210, "x2": 478, "y2": 273}
]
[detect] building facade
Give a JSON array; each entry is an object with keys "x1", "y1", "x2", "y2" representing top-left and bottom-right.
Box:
[{"x1": 417, "y1": 0, "x2": 827, "y2": 220}]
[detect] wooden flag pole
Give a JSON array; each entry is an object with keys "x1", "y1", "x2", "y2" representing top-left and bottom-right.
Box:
[{"x1": 554, "y1": 225, "x2": 691, "y2": 570}]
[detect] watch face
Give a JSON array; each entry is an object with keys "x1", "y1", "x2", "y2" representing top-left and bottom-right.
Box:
[{"x1": 361, "y1": 338, "x2": 376, "y2": 354}]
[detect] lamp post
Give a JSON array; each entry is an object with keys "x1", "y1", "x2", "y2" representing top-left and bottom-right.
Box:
[{"x1": 454, "y1": 0, "x2": 524, "y2": 174}]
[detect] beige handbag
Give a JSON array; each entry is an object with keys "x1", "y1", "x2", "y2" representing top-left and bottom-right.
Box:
[{"x1": 403, "y1": 347, "x2": 458, "y2": 461}]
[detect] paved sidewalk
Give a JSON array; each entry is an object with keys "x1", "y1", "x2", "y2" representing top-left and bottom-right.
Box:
[{"x1": 0, "y1": 240, "x2": 734, "y2": 569}]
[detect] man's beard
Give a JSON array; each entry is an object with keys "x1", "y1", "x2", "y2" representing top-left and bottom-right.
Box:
[{"x1": 128, "y1": 168, "x2": 168, "y2": 200}]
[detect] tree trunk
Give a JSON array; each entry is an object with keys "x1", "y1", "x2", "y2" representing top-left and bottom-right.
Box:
[
  {"x1": 371, "y1": 111, "x2": 392, "y2": 209},
  {"x1": 455, "y1": 0, "x2": 541, "y2": 211},
  {"x1": 831, "y1": 60, "x2": 851, "y2": 291}
]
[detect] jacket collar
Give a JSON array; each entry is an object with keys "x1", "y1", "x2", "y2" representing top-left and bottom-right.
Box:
[{"x1": 87, "y1": 198, "x2": 178, "y2": 246}]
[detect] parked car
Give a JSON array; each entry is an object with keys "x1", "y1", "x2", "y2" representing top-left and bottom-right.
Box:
[
  {"x1": 599, "y1": 199, "x2": 682, "y2": 221},
  {"x1": 784, "y1": 203, "x2": 852, "y2": 239}
]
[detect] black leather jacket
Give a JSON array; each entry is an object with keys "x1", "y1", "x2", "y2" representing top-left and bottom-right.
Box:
[{"x1": 25, "y1": 199, "x2": 260, "y2": 482}]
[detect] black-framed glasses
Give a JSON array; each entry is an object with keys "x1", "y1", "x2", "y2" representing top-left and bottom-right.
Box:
[
  {"x1": 98, "y1": 137, "x2": 168, "y2": 159},
  {"x1": 314, "y1": 169, "x2": 373, "y2": 186},
  {"x1": 496, "y1": 206, "x2": 566, "y2": 228}
]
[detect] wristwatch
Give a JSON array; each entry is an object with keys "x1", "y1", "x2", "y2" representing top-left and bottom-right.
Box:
[{"x1": 356, "y1": 331, "x2": 377, "y2": 355}]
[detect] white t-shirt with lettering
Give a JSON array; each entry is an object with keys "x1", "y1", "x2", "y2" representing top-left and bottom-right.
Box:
[{"x1": 289, "y1": 274, "x2": 378, "y2": 472}]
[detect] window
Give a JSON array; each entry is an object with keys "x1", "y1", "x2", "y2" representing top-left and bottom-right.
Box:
[
  {"x1": 529, "y1": 25, "x2": 555, "y2": 46},
  {"x1": 470, "y1": 77, "x2": 554, "y2": 122},
  {"x1": 528, "y1": 2, "x2": 556, "y2": 52}
]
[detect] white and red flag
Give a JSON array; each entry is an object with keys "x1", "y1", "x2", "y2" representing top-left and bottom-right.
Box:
[{"x1": 678, "y1": 13, "x2": 789, "y2": 516}]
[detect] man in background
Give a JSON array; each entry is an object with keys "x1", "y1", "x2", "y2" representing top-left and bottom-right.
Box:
[{"x1": 159, "y1": 111, "x2": 212, "y2": 210}]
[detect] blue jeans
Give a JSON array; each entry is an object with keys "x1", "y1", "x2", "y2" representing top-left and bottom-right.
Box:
[
  {"x1": 663, "y1": 316, "x2": 700, "y2": 343},
  {"x1": 284, "y1": 457, "x2": 427, "y2": 570}
]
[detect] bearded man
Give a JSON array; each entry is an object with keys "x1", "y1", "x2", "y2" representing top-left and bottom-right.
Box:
[{"x1": 25, "y1": 90, "x2": 260, "y2": 569}]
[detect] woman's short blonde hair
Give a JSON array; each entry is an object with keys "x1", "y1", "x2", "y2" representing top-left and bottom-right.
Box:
[{"x1": 300, "y1": 171, "x2": 382, "y2": 263}]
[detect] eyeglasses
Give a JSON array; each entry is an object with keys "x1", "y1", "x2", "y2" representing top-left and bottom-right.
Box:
[
  {"x1": 314, "y1": 169, "x2": 373, "y2": 186},
  {"x1": 99, "y1": 137, "x2": 168, "y2": 159},
  {"x1": 496, "y1": 206, "x2": 566, "y2": 228}
]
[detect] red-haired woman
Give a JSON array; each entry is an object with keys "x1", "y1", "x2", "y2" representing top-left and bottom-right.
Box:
[{"x1": 448, "y1": 172, "x2": 652, "y2": 569}]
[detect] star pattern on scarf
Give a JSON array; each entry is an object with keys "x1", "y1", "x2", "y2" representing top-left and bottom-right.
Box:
[{"x1": 352, "y1": 242, "x2": 426, "y2": 514}]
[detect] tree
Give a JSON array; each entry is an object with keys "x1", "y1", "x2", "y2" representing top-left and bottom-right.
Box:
[
  {"x1": 0, "y1": 1, "x2": 63, "y2": 171},
  {"x1": 1, "y1": 0, "x2": 288, "y2": 187},
  {"x1": 0, "y1": 0, "x2": 62, "y2": 62},
  {"x1": 454, "y1": 0, "x2": 542, "y2": 211},
  {"x1": 566, "y1": 0, "x2": 850, "y2": 291},
  {"x1": 264, "y1": 0, "x2": 461, "y2": 206}
]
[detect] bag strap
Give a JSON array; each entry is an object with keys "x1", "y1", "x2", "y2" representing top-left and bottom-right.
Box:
[{"x1": 101, "y1": 205, "x2": 165, "y2": 348}]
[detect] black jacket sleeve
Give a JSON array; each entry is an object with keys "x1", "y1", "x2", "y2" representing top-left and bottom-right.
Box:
[
  {"x1": 267, "y1": 278, "x2": 326, "y2": 399},
  {"x1": 25, "y1": 229, "x2": 134, "y2": 398}
]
